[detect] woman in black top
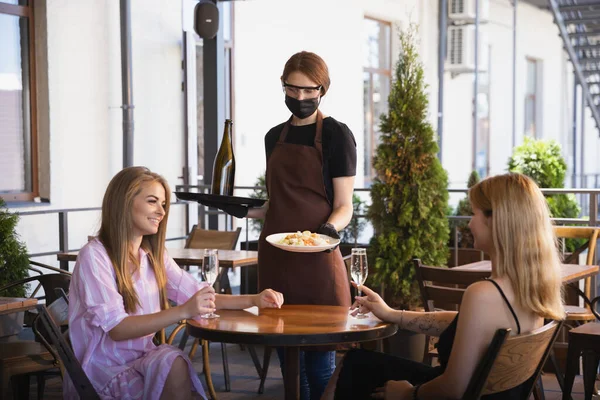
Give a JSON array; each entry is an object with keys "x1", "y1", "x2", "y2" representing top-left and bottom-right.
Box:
[
  {"x1": 218, "y1": 51, "x2": 357, "y2": 400},
  {"x1": 323, "y1": 173, "x2": 565, "y2": 400}
]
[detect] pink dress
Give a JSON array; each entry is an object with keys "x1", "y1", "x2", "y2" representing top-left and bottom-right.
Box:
[{"x1": 64, "y1": 239, "x2": 208, "y2": 399}]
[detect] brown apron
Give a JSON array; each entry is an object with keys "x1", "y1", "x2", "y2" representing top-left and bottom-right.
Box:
[{"x1": 258, "y1": 111, "x2": 351, "y2": 308}]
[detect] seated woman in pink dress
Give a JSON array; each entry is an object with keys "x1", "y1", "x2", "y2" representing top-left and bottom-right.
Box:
[{"x1": 64, "y1": 166, "x2": 284, "y2": 400}]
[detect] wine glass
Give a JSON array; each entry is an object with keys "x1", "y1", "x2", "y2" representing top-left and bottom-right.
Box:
[
  {"x1": 350, "y1": 248, "x2": 369, "y2": 319},
  {"x1": 200, "y1": 249, "x2": 220, "y2": 319}
]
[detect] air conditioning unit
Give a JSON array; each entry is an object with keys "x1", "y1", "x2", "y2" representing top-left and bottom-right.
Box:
[
  {"x1": 446, "y1": 25, "x2": 488, "y2": 73},
  {"x1": 449, "y1": 0, "x2": 489, "y2": 23}
]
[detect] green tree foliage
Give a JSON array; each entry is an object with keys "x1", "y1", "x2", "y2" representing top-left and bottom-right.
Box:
[
  {"x1": 0, "y1": 198, "x2": 30, "y2": 297},
  {"x1": 368, "y1": 26, "x2": 450, "y2": 309},
  {"x1": 508, "y1": 137, "x2": 580, "y2": 219},
  {"x1": 340, "y1": 194, "x2": 367, "y2": 244},
  {"x1": 453, "y1": 171, "x2": 480, "y2": 248},
  {"x1": 508, "y1": 137, "x2": 581, "y2": 251},
  {"x1": 249, "y1": 173, "x2": 267, "y2": 235}
]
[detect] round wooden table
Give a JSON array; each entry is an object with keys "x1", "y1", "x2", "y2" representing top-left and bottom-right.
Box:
[{"x1": 186, "y1": 304, "x2": 398, "y2": 400}]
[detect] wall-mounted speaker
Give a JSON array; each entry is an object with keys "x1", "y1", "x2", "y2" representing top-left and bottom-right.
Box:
[{"x1": 194, "y1": 0, "x2": 220, "y2": 39}]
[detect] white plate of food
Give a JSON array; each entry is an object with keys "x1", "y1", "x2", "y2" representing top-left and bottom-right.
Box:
[{"x1": 266, "y1": 231, "x2": 340, "y2": 253}]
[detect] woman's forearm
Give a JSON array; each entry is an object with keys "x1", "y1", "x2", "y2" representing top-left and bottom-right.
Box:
[
  {"x1": 109, "y1": 306, "x2": 186, "y2": 342},
  {"x1": 328, "y1": 204, "x2": 353, "y2": 231},
  {"x1": 401, "y1": 310, "x2": 457, "y2": 337}
]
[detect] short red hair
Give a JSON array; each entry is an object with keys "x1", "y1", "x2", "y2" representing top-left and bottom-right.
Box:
[{"x1": 281, "y1": 51, "x2": 331, "y2": 96}]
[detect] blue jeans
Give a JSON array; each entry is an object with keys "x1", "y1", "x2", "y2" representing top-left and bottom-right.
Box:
[{"x1": 276, "y1": 348, "x2": 336, "y2": 400}]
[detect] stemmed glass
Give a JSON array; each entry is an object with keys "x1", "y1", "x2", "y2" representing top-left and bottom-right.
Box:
[
  {"x1": 200, "y1": 249, "x2": 220, "y2": 319},
  {"x1": 350, "y1": 248, "x2": 369, "y2": 319}
]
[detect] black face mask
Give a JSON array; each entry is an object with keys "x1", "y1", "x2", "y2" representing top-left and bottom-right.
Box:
[{"x1": 285, "y1": 95, "x2": 320, "y2": 119}]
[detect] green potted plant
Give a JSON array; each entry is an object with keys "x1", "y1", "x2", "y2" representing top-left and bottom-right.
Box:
[
  {"x1": 339, "y1": 194, "x2": 368, "y2": 256},
  {"x1": 0, "y1": 198, "x2": 30, "y2": 336},
  {"x1": 448, "y1": 171, "x2": 489, "y2": 266},
  {"x1": 244, "y1": 173, "x2": 267, "y2": 250},
  {"x1": 508, "y1": 137, "x2": 582, "y2": 251},
  {"x1": 368, "y1": 25, "x2": 450, "y2": 360}
]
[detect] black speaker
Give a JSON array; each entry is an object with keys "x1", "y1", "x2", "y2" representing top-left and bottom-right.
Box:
[{"x1": 194, "y1": 0, "x2": 219, "y2": 39}]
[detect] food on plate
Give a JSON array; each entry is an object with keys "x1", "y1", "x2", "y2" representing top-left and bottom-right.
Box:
[{"x1": 278, "y1": 231, "x2": 330, "y2": 246}]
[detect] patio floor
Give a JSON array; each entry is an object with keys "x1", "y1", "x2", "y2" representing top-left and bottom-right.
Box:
[{"x1": 12, "y1": 336, "x2": 594, "y2": 400}]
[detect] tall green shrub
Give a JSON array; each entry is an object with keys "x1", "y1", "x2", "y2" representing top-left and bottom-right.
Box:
[
  {"x1": 0, "y1": 198, "x2": 30, "y2": 297},
  {"x1": 453, "y1": 171, "x2": 480, "y2": 248},
  {"x1": 368, "y1": 26, "x2": 450, "y2": 309}
]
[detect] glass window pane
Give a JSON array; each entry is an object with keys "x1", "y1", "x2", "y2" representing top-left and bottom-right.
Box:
[
  {"x1": 222, "y1": 2, "x2": 232, "y2": 42},
  {"x1": 196, "y1": 42, "x2": 205, "y2": 179},
  {"x1": 372, "y1": 73, "x2": 390, "y2": 146},
  {"x1": 363, "y1": 72, "x2": 371, "y2": 180},
  {"x1": 526, "y1": 60, "x2": 536, "y2": 95},
  {"x1": 0, "y1": 13, "x2": 31, "y2": 193},
  {"x1": 0, "y1": 1, "x2": 28, "y2": 5},
  {"x1": 364, "y1": 19, "x2": 391, "y2": 70},
  {"x1": 524, "y1": 97, "x2": 535, "y2": 137}
]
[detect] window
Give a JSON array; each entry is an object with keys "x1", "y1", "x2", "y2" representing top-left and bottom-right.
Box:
[
  {"x1": 524, "y1": 58, "x2": 538, "y2": 137},
  {"x1": 0, "y1": 0, "x2": 38, "y2": 202},
  {"x1": 363, "y1": 17, "x2": 391, "y2": 184},
  {"x1": 474, "y1": 45, "x2": 491, "y2": 179}
]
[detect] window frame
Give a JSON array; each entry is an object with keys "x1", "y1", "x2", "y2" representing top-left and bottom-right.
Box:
[
  {"x1": 0, "y1": 1, "x2": 39, "y2": 202},
  {"x1": 363, "y1": 16, "x2": 392, "y2": 184}
]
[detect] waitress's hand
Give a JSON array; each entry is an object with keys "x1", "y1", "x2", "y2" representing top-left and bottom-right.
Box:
[
  {"x1": 202, "y1": 200, "x2": 249, "y2": 218},
  {"x1": 317, "y1": 222, "x2": 340, "y2": 253}
]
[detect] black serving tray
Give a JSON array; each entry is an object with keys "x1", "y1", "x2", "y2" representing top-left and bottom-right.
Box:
[{"x1": 174, "y1": 192, "x2": 266, "y2": 208}]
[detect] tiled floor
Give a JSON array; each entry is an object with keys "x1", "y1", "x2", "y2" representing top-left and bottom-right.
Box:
[{"x1": 11, "y1": 335, "x2": 595, "y2": 399}]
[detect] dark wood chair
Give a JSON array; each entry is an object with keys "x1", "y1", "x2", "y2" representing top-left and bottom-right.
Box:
[
  {"x1": 32, "y1": 304, "x2": 100, "y2": 399},
  {"x1": 562, "y1": 294, "x2": 600, "y2": 400},
  {"x1": 462, "y1": 320, "x2": 563, "y2": 400},
  {"x1": 414, "y1": 259, "x2": 490, "y2": 365},
  {"x1": 0, "y1": 262, "x2": 71, "y2": 399}
]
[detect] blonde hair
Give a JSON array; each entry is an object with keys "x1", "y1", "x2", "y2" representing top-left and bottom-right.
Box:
[
  {"x1": 98, "y1": 166, "x2": 171, "y2": 314},
  {"x1": 469, "y1": 173, "x2": 564, "y2": 320}
]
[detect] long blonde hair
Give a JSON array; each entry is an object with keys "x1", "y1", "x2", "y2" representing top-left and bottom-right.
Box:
[
  {"x1": 469, "y1": 173, "x2": 564, "y2": 320},
  {"x1": 98, "y1": 166, "x2": 171, "y2": 314}
]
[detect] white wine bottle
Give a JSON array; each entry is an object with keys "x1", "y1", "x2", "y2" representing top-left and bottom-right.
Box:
[{"x1": 211, "y1": 119, "x2": 235, "y2": 196}]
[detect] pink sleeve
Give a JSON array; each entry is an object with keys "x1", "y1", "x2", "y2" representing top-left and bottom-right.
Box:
[
  {"x1": 72, "y1": 244, "x2": 129, "y2": 333},
  {"x1": 164, "y1": 252, "x2": 209, "y2": 305}
]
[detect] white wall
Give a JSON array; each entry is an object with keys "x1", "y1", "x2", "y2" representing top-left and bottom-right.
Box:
[{"x1": 12, "y1": 0, "x2": 188, "y2": 267}]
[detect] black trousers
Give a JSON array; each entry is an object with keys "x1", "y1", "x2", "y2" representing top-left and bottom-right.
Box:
[{"x1": 334, "y1": 349, "x2": 442, "y2": 400}]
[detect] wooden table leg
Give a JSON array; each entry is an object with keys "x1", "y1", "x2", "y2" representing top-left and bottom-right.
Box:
[
  {"x1": 202, "y1": 340, "x2": 218, "y2": 400},
  {"x1": 284, "y1": 347, "x2": 300, "y2": 400}
]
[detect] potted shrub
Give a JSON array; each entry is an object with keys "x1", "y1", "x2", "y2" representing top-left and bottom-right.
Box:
[
  {"x1": 0, "y1": 198, "x2": 30, "y2": 336},
  {"x1": 508, "y1": 137, "x2": 582, "y2": 251},
  {"x1": 339, "y1": 194, "x2": 368, "y2": 257},
  {"x1": 243, "y1": 173, "x2": 267, "y2": 251},
  {"x1": 368, "y1": 25, "x2": 450, "y2": 361},
  {"x1": 448, "y1": 171, "x2": 489, "y2": 267}
]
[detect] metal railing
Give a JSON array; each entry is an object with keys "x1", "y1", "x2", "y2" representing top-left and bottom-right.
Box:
[
  {"x1": 13, "y1": 186, "x2": 600, "y2": 271},
  {"x1": 16, "y1": 202, "x2": 188, "y2": 270}
]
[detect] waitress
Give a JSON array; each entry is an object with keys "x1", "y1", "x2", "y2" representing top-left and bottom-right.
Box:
[{"x1": 219, "y1": 51, "x2": 357, "y2": 400}]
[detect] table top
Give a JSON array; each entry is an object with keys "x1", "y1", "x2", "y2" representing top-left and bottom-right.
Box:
[
  {"x1": 58, "y1": 248, "x2": 258, "y2": 268},
  {"x1": 0, "y1": 297, "x2": 38, "y2": 316},
  {"x1": 454, "y1": 260, "x2": 599, "y2": 284},
  {"x1": 186, "y1": 305, "x2": 398, "y2": 347}
]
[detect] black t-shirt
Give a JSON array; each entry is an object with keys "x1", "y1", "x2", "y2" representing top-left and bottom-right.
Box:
[{"x1": 264, "y1": 116, "x2": 357, "y2": 204}]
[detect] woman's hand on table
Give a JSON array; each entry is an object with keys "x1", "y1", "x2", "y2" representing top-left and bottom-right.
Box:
[
  {"x1": 372, "y1": 380, "x2": 413, "y2": 399},
  {"x1": 253, "y1": 289, "x2": 284, "y2": 309},
  {"x1": 182, "y1": 286, "x2": 216, "y2": 318},
  {"x1": 350, "y1": 283, "x2": 393, "y2": 321}
]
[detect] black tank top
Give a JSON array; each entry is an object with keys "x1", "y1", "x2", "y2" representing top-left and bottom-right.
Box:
[{"x1": 436, "y1": 279, "x2": 526, "y2": 399}]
